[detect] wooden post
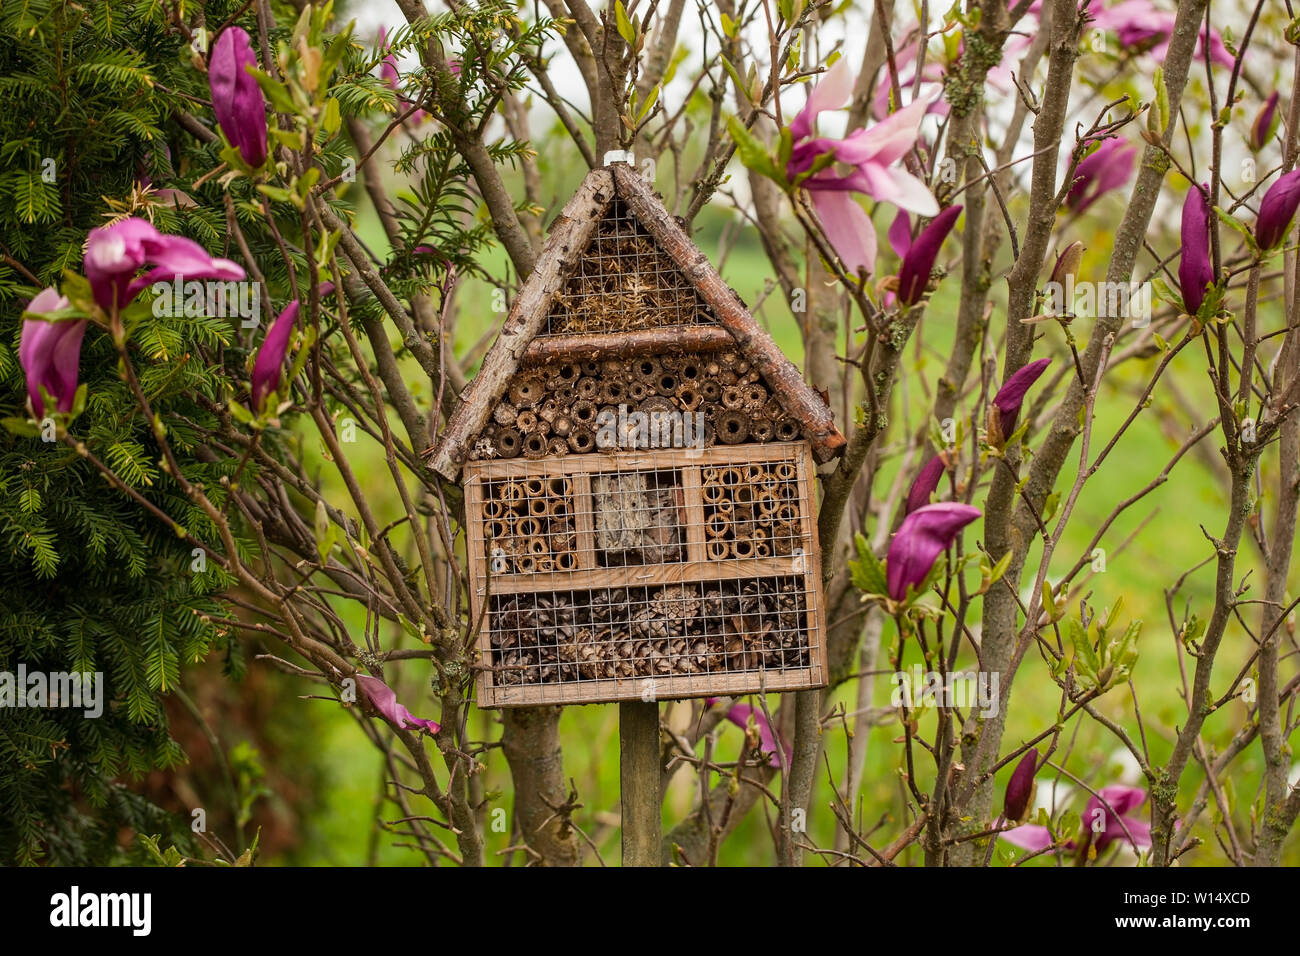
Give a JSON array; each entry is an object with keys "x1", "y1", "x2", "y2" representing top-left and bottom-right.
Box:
[{"x1": 619, "y1": 700, "x2": 661, "y2": 866}]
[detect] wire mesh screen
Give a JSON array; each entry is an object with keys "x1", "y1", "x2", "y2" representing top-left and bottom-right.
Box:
[
  {"x1": 467, "y1": 350, "x2": 807, "y2": 462},
  {"x1": 540, "y1": 197, "x2": 716, "y2": 336},
  {"x1": 466, "y1": 443, "x2": 827, "y2": 707}
]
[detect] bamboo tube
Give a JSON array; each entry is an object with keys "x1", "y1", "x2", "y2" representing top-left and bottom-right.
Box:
[
  {"x1": 599, "y1": 380, "x2": 626, "y2": 405},
  {"x1": 524, "y1": 478, "x2": 545, "y2": 497},
  {"x1": 701, "y1": 482, "x2": 725, "y2": 504},
  {"x1": 496, "y1": 427, "x2": 522, "y2": 458},
  {"x1": 547, "y1": 476, "x2": 571, "y2": 497},
  {"x1": 776, "y1": 503, "x2": 798, "y2": 523},
  {"x1": 581, "y1": 360, "x2": 599, "y2": 376},
  {"x1": 508, "y1": 375, "x2": 545, "y2": 408},
  {"x1": 716, "y1": 410, "x2": 749, "y2": 444},
  {"x1": 516, "y1": 517, "x2": 541, "y2": 537},
  {"x1": 535, "y1": 556, "x2": 555, "y2": 573},
  {"x1": 774, "y1": 462, "x2": 797, "y2": 482},
  {"x1": 571, "y1": 400, "x2": 597, "y2": 425},
  {"x1": 576, "y1": 377, "x2": 599, "y2": 399},
  {"x1": 655, "y1": 373, "x2": 677, "y2": 397},
  {"x1": 676, "y1": 386, "x2": 702, "y2": 410},
  {"x1": 712, "y1": 499, "x2": 734, "y2": 515},
  {"x1": 567, "y1": 427, "x2": 596, "y2": 454},
  {"x1": 749, "y1": 418, "x2": 774, "y2": 442},
  {"x1": 547, "y1": 437, "x2": 569, "y2": 456},
  {"x1": 483, "y1": 498, "x2": 505, "y2": 519},
  {"x1": 706, "y1": 539, "x2": 730, "y2": 560},
  {"x1": 527, "y1": 536, "x2": 548, "y2": 555},
  {"x1": 522, "y1": 433, "x2": 547, "y2": 458},
  {"x1": 515, "y1": 554, "x2": 538, "y2": 573},
  {"x1": 553, "y1": 385, "x2": 576, "y2": 404},
  {"x1": 719, "y1": 467, "x2": 742, "y2": 487},
  {"x1": 702, "y1": 466, "x2": 719, "y2": 482},
  {"x1": 732, "y1": 537, "x2": 755, "y2": 559},
  {"x1": 554, "y1": 551, "x2": 578, "y2": 571},
  {"x1": 705, "y1": 513, "x2": 730, "y2": 538},
  {"x1": 632, "y1": 357, "x2": 661, "y2": 382},
  {"x1": 700, "y1": 381, "x2": 721, "y2": 402},
  {"x1": 774, "y1": 418, "x2": 801, "y2": 441},
  {"x1": 516, "y1": 409, "x2": 539, "y2": 433},
  {"x1": 742, "y1": 465, "x2": 763, "y2": 483},
  {"x1": 754, "y1": 541, "x2": 772, "y2": 558},
  {"x1": 493, "y1": 403, "x2": 517, "y2": 426},
  {"x1": 529, "y1": 497, "x2": 550, "y2": 517},
  {"x1": 627, "y1": 380, "x2": 650, "y2": 402},
  {"x1": 757, "y1": 490, "x2": 779, "y2": 516},
  {"x1": 554, "y1": 363, "x2": 580, "y2": 383},
  {"x1": 679, "y1": 360, "x2": 701, "y2": 381},
  {"x1": 487, "y1": 519, "x2": 510, "y2": 540},
  {"x1": 721, "y1": 386, "x2": 744, "y2": 410},
  {"x1": 552, "y1": 415, "x2": 572, "y2": 438},
  {"x1": 734, "y1": 484, "x2": 755, "y2": 507},
  {"x1": 759, "y1": 472, "x2": 779, "y2": 494}
]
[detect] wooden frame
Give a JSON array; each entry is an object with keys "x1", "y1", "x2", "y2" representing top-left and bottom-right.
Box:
[{"x1": 466, "y1": 442, "x2": 828, "y2": 707}]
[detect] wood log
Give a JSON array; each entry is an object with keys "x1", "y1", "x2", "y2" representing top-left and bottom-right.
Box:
[
  {"x1": 427, "y1": 170, "x2": 615, "y2": 479},
  {"x1": 521, "y1": 326, "x2": 734, "y2": 365}
]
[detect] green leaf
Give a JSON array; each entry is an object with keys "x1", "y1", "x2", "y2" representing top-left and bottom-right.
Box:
[
  {"x1": 848, "y1": 532, "x2": 889, "y2": 596},
  {"x1": 725, "y1": 114, "x2": 783, "y2": 184},
  {"x1": 614, "y1": 1, "x2": 637, "y2": 45}
]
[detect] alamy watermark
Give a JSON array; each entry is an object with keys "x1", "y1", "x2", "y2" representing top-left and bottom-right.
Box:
[
  {"x1": 151, "y1": 276, "x2": 262, "y2": 328},
  {"x1": 1043, "y1": 276, "x2": 1152, "y2": 327},
  {"x1": 890, "y1": 665, "x2": 1000, "y2": 718},
  {"x1": 0, "y1": 664, "x2": 104, "y2": 718},
  {"x1": 595, "y1": 403, "x2": 706, "y2": 452}
]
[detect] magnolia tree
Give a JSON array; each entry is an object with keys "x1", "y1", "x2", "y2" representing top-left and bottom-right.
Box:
[{"x1": 4, "y1": 0, "x2": 1300, "y2": 866}]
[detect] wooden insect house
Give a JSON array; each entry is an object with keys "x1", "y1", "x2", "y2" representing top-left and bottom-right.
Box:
[{"x1": 428, "y1": 162, "x2": 846, "y2": 707}]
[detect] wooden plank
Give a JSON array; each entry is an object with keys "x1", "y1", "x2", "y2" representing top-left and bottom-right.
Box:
[
  {"x1": 484, "y1": 667, "x2": 821, "y2": 708},
  {"x1": 610, "y1": 164, "x2": 846, "y2": 464},
  {"x1": 570, "y1": 471, "x2": 596, "y2": 571},
  {"x1": 799, "y1": 442, "x2": 828, "y2": 684},
  {"x1": 679, "y1": 464, "x2": 708, "y2": 564},
  {"x1": 619, "y1": 701, "x2": 662, "y2": 866},
  {"x1": 476, "y1": 554, "x2": 805, "y2": 596},
  {"x1": 428, "y1": 169, "x2": 615, "y2": 480},
  {"x1": 467, "y1": 441, "x2": 806, "y2": 481},
  {"x1": 464, "y1": 473, "x2": 497, "y2": 704},
  {"x1": 522, "y1": 326, "x2": 734, "y2": 365}
]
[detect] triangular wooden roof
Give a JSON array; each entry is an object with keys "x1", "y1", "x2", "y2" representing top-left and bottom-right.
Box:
[{"x1": 427, "y1": 163, "x2": 846, "y2": 480}]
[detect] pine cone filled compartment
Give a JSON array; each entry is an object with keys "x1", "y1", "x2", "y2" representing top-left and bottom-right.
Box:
[{"x1": 485, "y1": 576, "x2": 811, "y2": 690}]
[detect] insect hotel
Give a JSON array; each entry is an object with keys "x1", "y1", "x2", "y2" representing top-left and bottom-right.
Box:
[{"x1": 428, "y1": 162, "x2": 846, "y2": 707}]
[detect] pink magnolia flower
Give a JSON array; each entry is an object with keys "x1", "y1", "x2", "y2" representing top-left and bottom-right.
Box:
[
  {"x1": 19, "y1": 287, "x2": 85, "y2": 416},
  {"x1": 1250, "y1": 92, "x2": 1279, "y2": 152},
  {"x1": 1256, "y1": 169, "x2": 1300, "y2": 251},
  {"x1": 905, "y1": 454, "x2": 947, "y2": 515},
  {"x1": 1002, "y1": 749, "x2": 1040, "y2": 823},
  {"x1": 989, "y1": 357, "x2": 1052, "y2": 445},
  {"x1": 355, "y1": 674, "x2": 440, "y2": 735},
  {"x1": 209, "y1": 27, "x2": 269, "y2": 168},
  {"x1": 897, "y1": 204, "x2": 961, "y2": 305},
  {"x1": 1179, "y1": 184, "x2": 1214, "y2": 314},
  {"x1": 84, "y1": 217, "x2": 244, "y2": 314},
  {"x1": 786, "y1": 59, "x2": 939, "y2": 275},
  {"x1": 885, "y1": 502, "x2": 981, "y2": 601},
  {"x1": 1089, "y1": 1, "x2": 1233, "y2": 69},
  {"x1": 251, "y1": 299, "x2": 299, "y2": 413},
  {"x1": 1002, "y1": 784, "x2": 1151, "y2": 856},
  {"x1": 1066, "y1": 138, "x2": 1137, "y2": 214},
  {"x1": 378, "y1": 27, "x2": 430, "y2": 124},
  {"x1": 706, "y1": 697, "x2": 789, "y2": 768},
  {"x1": 251, "y1": 284, "x2": 334, "y2": 412}
]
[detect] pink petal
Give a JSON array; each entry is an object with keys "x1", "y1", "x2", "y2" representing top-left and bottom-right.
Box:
[
  {"x1": 789, "y1": 57, "x2": 856, "y2": 141},
  {"x1": 999, "y1": 824, "x2": 1055, "y2": 852},
  {"x1": 811, "y1": 191, "x2": 878, "y2": 275}
]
